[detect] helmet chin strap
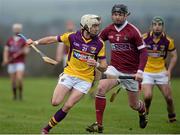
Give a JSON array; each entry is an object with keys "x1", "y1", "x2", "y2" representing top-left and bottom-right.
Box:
[{"x1": 81, "y1": 24, "x2": 97, "y2": 38}]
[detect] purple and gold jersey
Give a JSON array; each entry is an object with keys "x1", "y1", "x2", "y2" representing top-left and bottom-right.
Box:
[
  {"x1": 57, "y1": 31, "x2": 106, "y2": 82},
  {"x1": 143, "y1": 32, "x2": 175, "y2": 73}
]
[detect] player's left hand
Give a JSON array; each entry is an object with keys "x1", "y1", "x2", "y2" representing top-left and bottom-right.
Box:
[
  {"x1": 1, "y1": 60, "x2": 8, "y2": 66},
  {"x1": 87, "y1": 59, "x2": 98, "y2": 67},
  {"x1": 135, "y1": 72, "x2": 143, "y2": 82},
  {"x1": 165, "y1": 70, "x2": 171, "y2": 80},
  {"x1": 12, "y1": 53, "x2": 18, "y2": 59}
]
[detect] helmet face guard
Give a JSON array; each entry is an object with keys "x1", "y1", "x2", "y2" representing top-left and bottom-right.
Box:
[
  {"x1": 151, "y1": 16, "x2": 165, "y2": 36},
  {"x1": 80, "y1": 14, "x2": 101, "y2": 35},
  {"x1": 112, "y1": 4, "x2": 130, "y2": 16},
  {"x1": 151, "y1": 16, "x2": 164, "y2": 26}
]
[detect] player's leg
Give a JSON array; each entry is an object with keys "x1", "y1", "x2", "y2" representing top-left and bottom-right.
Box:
[
  {"x1": 142, "y1": 84, "x2": 154, "y2": 114},
  {"x1": 127, "y1": 90, "x2": 147, "y2": 128},
  {"x1": 9, "y1": 73, "x2": 17, "y2": 100},
  {"x1": 86, "y1": 78, "x2": 118, "y2": 133},
  {"x1": 16, "y1": 70, "x2": 24, "y2": 100},
  {"x1": 42, "y1": 75, "x2": 91, "y2": 134},
  {"x1": 123, "y1": 78, "x2": 147, "y2": 128},
  {"x1": 15, "y1": 63, "x2": 25, "y2": 100},
  {"x1": 51, "y1": 84, "x2": 70, "y2": 106},
  {"x1": 8, "y1": 64, "x2": 17, "y2": 100},
  {"x1": 157, "y1": 84, "x2": 176, "y2": 122},
  {"x1": 156, "y1": 72, "x2": 176, "y2": 122},
  {"x1": 43, "y1": 88, "x2": 84, "y2": 134},
  {"x1": 42, "y1": 83, "x2": 70, "y2": 134},
  {"x1": 142, "y1": 72, "x2": 155, "y2": 114}
]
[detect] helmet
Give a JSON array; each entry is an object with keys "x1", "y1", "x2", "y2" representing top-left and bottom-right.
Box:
[
  {"x1": 152, "y1": 16, "x2": 165, "y2": 25},
  {"x1": 12, "y1": 23, "x2": 23, "y2": 34},
  {"x1": 80, "y1": 14, "x2": 101, "y2": 32},
  {"x1": 112, "y1": 4, "x2": 130, "y2": 15}
]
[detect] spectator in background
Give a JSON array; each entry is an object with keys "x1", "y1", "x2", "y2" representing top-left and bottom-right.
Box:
[
  {"x1": 2, "y1": 23, "x2": 29, "y2": 100},
  {"x1": 56, "y1": 20, "x2": 75, "y2": 67}
]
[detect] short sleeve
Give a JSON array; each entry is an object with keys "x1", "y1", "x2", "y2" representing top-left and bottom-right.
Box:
[
  {"x1": 57, "y1": 32, "x2": 73, "y2": 47},
  {"x1": 168, "y1": 38, "x2": 175, "y2": 51},
  {"x1": 97, "y1": 40, "x2": 106, "y2": 59}
]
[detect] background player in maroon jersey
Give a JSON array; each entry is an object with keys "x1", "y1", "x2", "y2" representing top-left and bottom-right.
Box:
[
  {"x1": 2, "y1": 23, "x2": 29, "y2": 100},
  {"x1": 86, "y1": 4, "x2": 148, "y2": 133}
]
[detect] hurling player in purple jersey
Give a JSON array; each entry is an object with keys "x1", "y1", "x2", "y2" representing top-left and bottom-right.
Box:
[
  {"x1": 142, "y1": 16, "x2": 177, "y2": 123},
  {"x1": 86, "y1": 4, "x2": 148, "y2": 133},
  {"x1": 26, "y1": 14, "x2": 108, "y2": 134}
]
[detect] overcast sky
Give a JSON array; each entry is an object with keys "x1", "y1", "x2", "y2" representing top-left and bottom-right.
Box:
[{"x1": 0, "y1": 0, "x2": 179, "y2": 24}]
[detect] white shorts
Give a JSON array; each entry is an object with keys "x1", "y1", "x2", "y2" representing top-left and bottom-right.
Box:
[
  {"x1": 8, "y1": 62, "x2": 25, "y2": 74},
  {"x1": 142, "y1": 71, "x2": 168, "y2": 84},
  {"x1": 58, "y1": 73, "x2": 92, "y2": 94},
  {"x1": 104, "y1": 66, "x2": 138, "y2": 92}
]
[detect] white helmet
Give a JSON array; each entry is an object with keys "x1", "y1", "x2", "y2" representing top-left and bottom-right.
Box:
[
  {"x1": 12, "y1": 23, "x2": 23, "y2": 34},
  {"x1": 80, "y1": 14, "x2": 101, "y2": 32}
]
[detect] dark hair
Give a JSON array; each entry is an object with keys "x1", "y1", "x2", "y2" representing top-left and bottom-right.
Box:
[{"x1": 112, "y1": 4, "x2": 130, "y2": 15}]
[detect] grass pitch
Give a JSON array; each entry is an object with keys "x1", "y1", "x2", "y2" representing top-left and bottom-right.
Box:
[{"x1": 0, "y1": 77, "x2": 180, "y2": 134}]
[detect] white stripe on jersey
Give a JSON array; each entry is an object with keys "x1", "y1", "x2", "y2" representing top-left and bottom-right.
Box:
[
  {"x1": 114, "y1": 20, "x2": 128, "y2": 32},
  {"x1": 128, "y1": 23, "x2": 142, "y2": 37},
  {"x1": 137, "y1": 44, "x2": 146, "y2": 50}
]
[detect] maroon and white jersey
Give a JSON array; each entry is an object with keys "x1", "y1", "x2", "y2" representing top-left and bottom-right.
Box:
[
  {"x1": 100, "y1": 21, "x2": 146, "y2": 74},
  {"x1": 6, "y1": 35, "x2": 26, "y2": 64}
]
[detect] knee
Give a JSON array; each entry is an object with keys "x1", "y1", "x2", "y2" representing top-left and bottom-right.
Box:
[
  {"x1": 165, "y1": 96, "x2": 173, "y2": 105},
  {"x1": 129, "y1": 102, "x2": 138, "y2": 110},
  {"x1": 97, "y1": 85, "x2": 106, "y2": 96},
  {"x1": 51, "y1": 99, "x2": 60, "y2": 106},
  {"x1": 63, "y1": 102, "x2": 74, "y2": 112}
]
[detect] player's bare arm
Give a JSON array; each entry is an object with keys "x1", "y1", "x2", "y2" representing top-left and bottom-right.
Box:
[
  {"x1": 27, "y1": 36, "x2": 58, "y2": 46},
  {"x1": 97, "y1": 59, "x2": 108, "y2": 72},
  {"x1": 166, "y1": 49, "x2": 177, "y2": 79},
  {"x1": 12, "y1": 46, "x2": 30, "y2": 59},
  {"x1": 2, "y1": 46, "x2": 9, "y2": 65},
  {"x1": 87, "y1": 58, "x2": 107, "y2": 72}
]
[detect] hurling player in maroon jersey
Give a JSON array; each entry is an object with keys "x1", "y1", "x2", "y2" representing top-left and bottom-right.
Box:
[
  {"x1": 86, "y1": 4, "x2": 148, "y2": 133},
  {"x1": 2, "y1": 23, "x2": 29, "y2": 100}
]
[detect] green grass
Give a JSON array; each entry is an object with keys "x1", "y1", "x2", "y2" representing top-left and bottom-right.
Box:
[{"x1": 0, "y1": 77, "x2": 180, "y2": 134}]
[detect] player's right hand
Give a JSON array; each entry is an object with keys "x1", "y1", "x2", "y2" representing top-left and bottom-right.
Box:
[
  {"x1": 135, "y1": 72, "x2": 143, "y2": 82},
  {"x1": 26, "y1": 39, "x2": 34, "y2": 46},
  {"x1": 1, "y1": 60, "x2": 8, "y2": 66}
]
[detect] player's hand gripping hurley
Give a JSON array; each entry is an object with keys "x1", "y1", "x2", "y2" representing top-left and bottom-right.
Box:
[
  {"x1": 110, "y1": 76, "x2": 135, "y2": 102},
  {"x1": 18, "y1": 34, "x2": 58, "y2": 65}
]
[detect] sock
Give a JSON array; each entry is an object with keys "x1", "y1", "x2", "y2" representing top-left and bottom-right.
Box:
[
  {"x1": 44, "y1": 108, "x2": 67, "y2": 132},
  {"x1": 95, "y1": 95, "x2": 106, "y2": 126},
  {"x1": 138, "y1": 100, "x2": 145, "y2": 114},
  {"x1": 144, "y1": 98, "x2": 151, "y2": 114},
  {"x1": 12, "y1": 87, "x2": 17, "y2": 100},
  {"x1": 168, "y1": 113, "x2": 176, "y2": 122},
  {"x1": 19, "y1": 84, "x2": 23, "y2": 100}
]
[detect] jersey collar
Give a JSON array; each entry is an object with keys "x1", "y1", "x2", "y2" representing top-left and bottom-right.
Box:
[{"x1": 114, "y1": 20, "x2": 128, "y2": 32}]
